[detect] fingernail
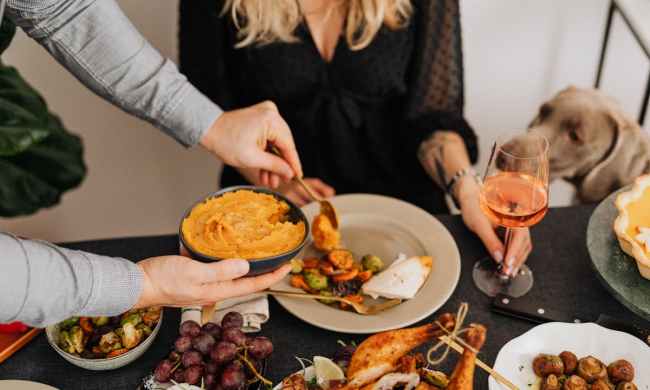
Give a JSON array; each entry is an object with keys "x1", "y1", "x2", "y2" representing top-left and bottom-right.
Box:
[
  {"x1": 504, "y1": 256, "x2": 517, "y2": 275},
  {"x1": 493, "y1": 250, "x2": 503, "y2": 263}
]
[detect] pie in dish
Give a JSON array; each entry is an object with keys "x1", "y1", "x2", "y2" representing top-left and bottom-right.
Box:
[{"x1": 614, "y1": 174, "x2": 650, "y2": 280}]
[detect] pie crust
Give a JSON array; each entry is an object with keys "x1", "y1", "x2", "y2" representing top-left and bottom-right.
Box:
[{"x1": 614, "y1": 174, "x2": 650, "y2": 280}]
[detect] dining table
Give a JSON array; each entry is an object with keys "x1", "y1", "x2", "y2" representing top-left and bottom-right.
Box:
[{"x1": 0, "y1": 204, "x2": 647, "y2": 390}]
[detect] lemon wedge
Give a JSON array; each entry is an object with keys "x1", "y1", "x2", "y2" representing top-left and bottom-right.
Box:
[{"x1": 313, "y1": 356, "x2": 345, "y2": 385}]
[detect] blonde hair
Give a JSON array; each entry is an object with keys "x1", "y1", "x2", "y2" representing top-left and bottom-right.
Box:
[{"x1": 223, "y1": 0, "x2": 413, "y2": 50}]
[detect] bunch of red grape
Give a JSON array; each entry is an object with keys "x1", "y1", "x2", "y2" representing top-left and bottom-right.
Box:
[{"x1": 153, "y1": 312, "x2": 273, "y2": 389}]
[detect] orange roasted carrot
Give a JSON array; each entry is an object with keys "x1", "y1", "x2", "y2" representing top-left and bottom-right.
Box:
[
  {"x1": 319, "y1": 261, "x2": 336, "y2": 276},
  {"x1": 327, "y1": 249, "x2": 354, "y2": 270},
  {"x1": 302, "y1": 258, "x2": 320, "y2": 269},
  {"x1": 290, "y1": 275, "x2": 311, "y2": 292},
  {"x1": 79, "y1": 317, "x2": 93, "y2": 334},
  {"x1": 332, "y1": 268, "x2": 359, "y2": 282},
  {"x1": 106, "y1": 348, "x2": 129, "y2": 358},
  {"x1": 357, "y1": 270, "x2": 373, "y2": 282}
]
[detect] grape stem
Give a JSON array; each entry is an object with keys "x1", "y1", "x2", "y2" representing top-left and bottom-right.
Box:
[
  {"x1": 237, "y1": 352, "x2": 272, "y2": 386},
  {"x1": 170, "y1": 361, "x2": 182, "y2": 374}
]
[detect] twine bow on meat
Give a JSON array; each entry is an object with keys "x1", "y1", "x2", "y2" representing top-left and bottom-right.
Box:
[{"x1": 427, "y1": 302, "x2": 478, "y2": 366}]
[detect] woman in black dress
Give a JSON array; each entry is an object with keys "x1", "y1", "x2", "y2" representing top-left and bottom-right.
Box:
[{"x1": 179, "y1": 0, "x2": 531, "y2": 276}]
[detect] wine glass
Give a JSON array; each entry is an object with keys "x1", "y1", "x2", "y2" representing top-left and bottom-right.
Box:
[{"x1": 472, "y1": 133, "x2": 549, "y2": 298}]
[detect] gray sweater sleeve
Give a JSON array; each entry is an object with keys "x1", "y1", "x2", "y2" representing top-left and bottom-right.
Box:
[
  {"x1": 5, "y1": 0, "x2": 222, "y2": 147},
  {"x1": 0, "y1": 233, "x2": 143, "y2": 327}
]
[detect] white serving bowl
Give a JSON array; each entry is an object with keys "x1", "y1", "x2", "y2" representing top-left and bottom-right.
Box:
[
  {"x1": 45, "y1": 311, "x2": 163, "y2": 371},
  {"x1": 490, "y1": 322, "x2": 650, "y2": 390}
]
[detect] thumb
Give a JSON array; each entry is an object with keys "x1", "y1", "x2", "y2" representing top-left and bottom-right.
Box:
[
  {"x1": 188, "y1": 258, "x2": 250, "y2": 283},
  {"x1": 472, "y1": 219, "x2": 505, "y2": 263}
]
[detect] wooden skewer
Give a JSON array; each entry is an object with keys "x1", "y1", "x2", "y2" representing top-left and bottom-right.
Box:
[{"x1": 439, "y1": 336, "x2": 519, "y2": 390}]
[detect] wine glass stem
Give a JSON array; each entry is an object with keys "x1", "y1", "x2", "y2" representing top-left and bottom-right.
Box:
[{"x1": 500, "y1": 227, "x2": 514, "y2": 277}]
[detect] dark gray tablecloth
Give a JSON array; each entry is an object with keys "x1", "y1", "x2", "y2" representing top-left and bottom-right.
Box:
[{"x1": 1, "y1": 205, "x2": 647, "y2": 389}]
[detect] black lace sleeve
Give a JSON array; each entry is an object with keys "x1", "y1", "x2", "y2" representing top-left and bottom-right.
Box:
[
  {"x1": 178, "y1": 0, "x2": 237, "y2": 110},
  {"x1": 404, "y1": 0, "x2": 478, "y2": 164}
]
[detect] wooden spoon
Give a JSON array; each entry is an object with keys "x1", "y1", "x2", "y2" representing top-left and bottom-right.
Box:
[{"x1": 268, "y1": 145, "x2": 339, "y2": 228}]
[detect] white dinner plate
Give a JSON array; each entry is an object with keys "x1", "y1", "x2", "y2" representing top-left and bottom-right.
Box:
[
  {"x1": 0, "y1": 381, "x2": 58, "y2": 390},
  {"x1": 272, "y1": 366, "x2": 315, "y2": 390},
  {"x1": 272, "y1": 193, "x2": 461, "y2": 334},
  {"x1": 490, "y1": 322, "x2": 650, "y2": 390}
]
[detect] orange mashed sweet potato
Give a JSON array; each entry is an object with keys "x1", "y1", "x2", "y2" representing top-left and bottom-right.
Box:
[
  {"x1": 182, "y1": 190, "x2": 305, "y2": 259},
  {"x1": 312, "y1": 213, "x2": 340, "y2": 251}
]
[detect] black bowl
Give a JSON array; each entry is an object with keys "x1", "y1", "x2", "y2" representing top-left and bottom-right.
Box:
[{"x1": 179, "y1": 185, "x2": 309, "y2": 276}]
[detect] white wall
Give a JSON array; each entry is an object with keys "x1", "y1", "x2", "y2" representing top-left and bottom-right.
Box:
[
  {"x1": 0, "y1": 1, "x2": 220, "y2": 242},
  {"x1": 462, "y1": 0, "x2": 649, "y2": 205},
  {"x1": 1, "y1": 0, "x2": 648, "y2": 242}
]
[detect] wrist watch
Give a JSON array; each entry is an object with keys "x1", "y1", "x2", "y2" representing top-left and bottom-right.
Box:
[{"x1": 446, "y1": 167, "x2": 480, "y2": 209}]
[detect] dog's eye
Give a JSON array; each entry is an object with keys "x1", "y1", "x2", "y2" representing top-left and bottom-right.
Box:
[{"x1": 568, "y1": 129, "x2": 580, "y2": 142}]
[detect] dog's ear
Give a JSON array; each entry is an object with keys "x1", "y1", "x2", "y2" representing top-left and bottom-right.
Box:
[
  {"x1": 528, "y1": 102, "x2": 552, "y2": 128},
  {"x1": 578, "y1": 111, "x2": 647, "y2": 202},
  {"x1": 557, "y1": 85, "x2": 578, "y2": 98}
]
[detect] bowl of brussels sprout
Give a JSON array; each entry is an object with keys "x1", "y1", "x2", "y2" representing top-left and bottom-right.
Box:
[{"x1": 45, "y1": 307, "x2": 163, "y2": 370}]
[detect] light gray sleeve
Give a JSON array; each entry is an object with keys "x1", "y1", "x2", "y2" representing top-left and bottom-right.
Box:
[
  {"x1": 0, "y1": 233, "x2": 143, "y2": 328},
  {"x1": 5, "y1": 0, "x2": 222, "y2": 147}
]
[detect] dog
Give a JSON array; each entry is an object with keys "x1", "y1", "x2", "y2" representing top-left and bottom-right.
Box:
[{"x1": 527, "y1": 86, "x2": 650, "y2": 203}]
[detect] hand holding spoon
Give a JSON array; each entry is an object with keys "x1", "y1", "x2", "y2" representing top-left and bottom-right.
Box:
[{"x1": 268, "y1": 144, "x2": 339, "y2": 228}]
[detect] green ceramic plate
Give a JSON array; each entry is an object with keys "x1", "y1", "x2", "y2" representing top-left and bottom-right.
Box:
[{"x1": 587, "y1": 187, "x2": 650, "y2": 321}]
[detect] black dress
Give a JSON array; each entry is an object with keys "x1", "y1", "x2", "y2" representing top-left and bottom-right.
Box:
[{"x1": 179, "y1": 0, "x2": 477, "y2": 214}]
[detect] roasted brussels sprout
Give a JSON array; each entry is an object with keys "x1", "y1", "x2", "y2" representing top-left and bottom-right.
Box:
[
  {"x1": 616, "y1": 383, "x2": 637, "y2": 390},
  {"x1": 591, "y1": 379, "x2": 614, "y2": 390},
  {"x1": 59, "y1": 330, "x2": 77, "y2": 354},
  {"x1": 92, "y1": 316, "x2": 109, "y2": 326},
  {"x1": 361, "y1": 254, "x2": 384, "y2": 273},
  {"x1": 120, "y1": 313, "x2": 142, "y2": 327},
  {"x1": 563, "y1": 375, "x2": 588, "y2": 390},
  {"x1": 304, "y1": 271, "x2": 328, "y2": 290},
  {"x1": 121, "y1": 322, "x2": 143, "y2": 349},
  {"x1": 559, "y1": 351, "x2": 578, "y2": 375},
  {"x1": 99, "y1": 331, "x2": 122, "y2": 353},
  {"x1": 142, "y1": 307, "x2": 161, "y2": 327},
  {"x1": 317, "y1": 290, "x2": 336, "y2": 304},
  {"x1": 577, "y1": 356, "x2": 607, "y2": 383},
  {"x1": 290, "y1": 258, "x2": 304, "y2": 274},
  {"x1": 608, "y1": 360, "x2": 634, "y2": 384},
  {"x1": 59, "y1": 317, "x2": 79, "y2": 330},
  {"x1": 136, "y1": 323, "x2": 153, "y2": 336},
  {"x1": 542, "y1": 374, "x2": 561, "y2": 390},
  {"x1": 533, "y1": 354, "x2": 565, "y2": 377},
  {"x1": 68, "y1": 326, "x2": 85, "y2": 354}
]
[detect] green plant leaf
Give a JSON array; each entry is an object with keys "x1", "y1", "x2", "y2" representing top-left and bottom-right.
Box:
[
  {"x1": 0, "y1": 159, "x2": 59, "y2": 217},
  {"x1": 0, "y1": 33, "x2": 86, "y2": 217},
  {"x1": 0, "y1": 125, "x2": 50, "y2": 156},
  {"x1": 0, "y1": 19, "x2": 16, "y2": 55}
]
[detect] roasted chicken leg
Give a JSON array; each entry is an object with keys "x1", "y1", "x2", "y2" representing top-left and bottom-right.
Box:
[
  {"x1": 345, "y1": 314, "x2": 455, "y2": 388},
  {"x1": 445, "y1": 324, "x2": 487, "y2": 390}
]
